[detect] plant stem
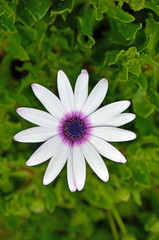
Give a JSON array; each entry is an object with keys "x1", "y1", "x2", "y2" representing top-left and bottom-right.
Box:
[
  {"x1": 112, "y1": 206, "x2": 127, "y2": 235},
  {"x1": 107, "y1": 211, "x2": 119, "y2": 240}
]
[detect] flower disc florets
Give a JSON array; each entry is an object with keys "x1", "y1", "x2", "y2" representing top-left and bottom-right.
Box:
[
  {"x1": 63, "y1": 117, "x2": 85, "y2": 141},
  {"x1": 59, "y1": 113, "x2": 91, "y2": 145}
]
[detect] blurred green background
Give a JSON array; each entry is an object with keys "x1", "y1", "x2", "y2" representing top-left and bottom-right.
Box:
[{"x1": 0, "y1": 0, "x2": 159, "y2": 239}]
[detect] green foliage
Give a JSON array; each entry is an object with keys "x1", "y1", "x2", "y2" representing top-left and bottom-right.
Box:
[{"x1": 0, "y1": 0, "x2": 159, "y2": 240}]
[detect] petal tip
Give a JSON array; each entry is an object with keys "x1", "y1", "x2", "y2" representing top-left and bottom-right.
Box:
[
  {"x1": 43, "y1": 182, "x2": 48, "y2": 186},
  {"x1": 43, "y1": 179, "x2": 50, "y2": 185},
  {"x1": 133, "y1": 114, "x2": 136, "y2": 120},
  {"x1": 77, "y1": 186, "x2": 84, "y2": 191},
  {"x1": 68, "y1": 183, "x2": 77, "y2": 192},
  {"x1": 31, "y1": 83, "x2": 37, "y2": 90},
  {"x1": 130, "y1": 132, "x2": 137, "y2": 140},
  {"x1": 133, "y1": 133, "x2": 137, "y2": 139},
  {"x1": 16, "y1": 108, "x2": 20, "y2": 114},
  {"x1": 13, "y1": 134, "x2": 20, "y2": 142},
  {"x1": 16, "y1": 107, "x2": 28, "y2": 117},
  {"x1": 26, "y1": 160, "x2": 32, "y2": 166},
  {"x1": 26, "y1": 158, "x2": 37, "y2": 166},
  {"x1": 103, "y1": 174, "x2": 109, "y2": 182},
  {"x1": 16, "y1": 108, "x2": 24, "y2": 116},
  {"x1": 70, "y1": 188, "x2": 77, "y2": 192},
  {"x1": 81, "y1": 69, "x2": 88, "y2": 74},
  {"x1": 57, "y1": 70, "x2": 65, "y2": 79},
  {"x1": 104, "y1": 178, "x2": 109, "y2": 183},
  {"x1": 101, "y1": 78, "x2": 108, "y2": 90},
  {"x1": 120, "y1": 159, "x2": 127, "y2": 163},
  {"x1": 13, "y1": 135, "x2": 17, "y2": 141},
  {"x1": 127, "y1": 100, "x2": 131, "y2": 106},
  {"x1": 58, "y1": 69, "x2": 63, "y2": 74},
  {"x1": 101, "y1": 78, "x2": 108, "y2": 84}
]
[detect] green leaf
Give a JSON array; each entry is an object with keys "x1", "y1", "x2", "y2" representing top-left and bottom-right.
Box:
[
  {"x1": 124, "y1": 47, "x2": 141, "y2": 76},
  {"x1": 118, "y1": 65, "x2": 129, "y2": 81},
  {"x1": 0, "y1": 2, "x2": 16, "y2": 32},
  {"x1": 105, "y1": 50, "x2": 125, "y2": 66},
  {"x1": 78, "y1": 8, "x2": 95, "y2": 48},
  {"x1": 0, "y1": 116, "x2": 21, "y2": 151},
  {"x1": 79, "y1": 8, "x2": 95, "y2": 37},
  {"x1": 23, "y1": 0, "x2": 50, "y2": 21},
  {"x1": 51, "y1": 0, "x2": 74, "y2": 15},
  {"x1": 108, "y1": 18, "x2": 142, "y2": 46},
  {"x1": 139, "y1": 53, "x2": 159, "y2": 66},
  {"x1": 90, "y1": 0, "x2": 108, "y2": 21},
  {"x1": 116, "y1": 22, "x2": 142, "y2": 40},
  {"x1": 17, "y1": 2, "x2": 34, "y2": 26},
  {"x1": 115, "y1": 7, "x2": 135, "y2": 23},
  {"x1": 135, "y1": 115, "x2": 157, "y2": 136},
  {"x1": 138, "y1": 34, "x2": 153, "y2": 52},
  {"x1": 145, "y1": 216, "x2": 159, "y2": 233},
  {"x1": 105, "y1": 47, "x2": 143, "y2": 81},
  {"x1": 133, "y1": 88, "x2": 155, "y2": 117},
  {"x1": 129, "y1": 0, "x2": 145, "y2": 11},
  {"x1": 145, "y1": 14, "x2": 159, "y2": 56},
  {"x1": 30, "y1": 198, "x2": 45, "y2": 213},
  {"x1": 131, "y1": 188, "x2": 142, "y2": 205},
  {"x1": 107, "y1": 4, "x2": 135, "y2": 23},
  {"x1": 16, "y1": 23, "x2": 37, "y2": 48},
  {"x1": 130, "y1": 73, "x2": 147, "y2": 90},
  {"x1": 141, "y1": 135, "x2": 159, "y2": 146},
  {"x1": 45, "y1": 188, "x2": 57, "y2": 213},
  {"x1": 145, "y1": 0, "x2": 159, "y2": 17},
  {"x1": 117, "y1": 188, "x2": 131, "y2": 202},
  {"x1": 0, "y1": 13, "x2": 16, "y2": 32},
  {"x1": 4, "y1": 34, "x2": 30, "y2": 61},
  {"x1": 149, "y1": 88, "x2": 159, "y2": 111}
]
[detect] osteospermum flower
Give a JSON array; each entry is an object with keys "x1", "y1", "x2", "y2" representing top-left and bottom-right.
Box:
[{"x1": 14, "y1": 70, "x2": 136, "y2": 191}]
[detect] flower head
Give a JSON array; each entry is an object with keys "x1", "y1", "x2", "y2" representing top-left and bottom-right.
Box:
[{"x1": 14, "y1": 70, "x2": 136, "y2": 191}]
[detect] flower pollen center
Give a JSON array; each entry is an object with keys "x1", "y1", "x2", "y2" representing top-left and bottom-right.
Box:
[{"x1": 63, "y1": 117, "x2": 86, "y2": 142}]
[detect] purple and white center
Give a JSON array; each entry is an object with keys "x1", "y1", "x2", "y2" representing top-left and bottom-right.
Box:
[{"x1": 59, "y1": 113, "x2": 92, "y2": 145}]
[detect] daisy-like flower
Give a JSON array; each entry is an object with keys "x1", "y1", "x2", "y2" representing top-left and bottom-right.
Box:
[{"x1": 14, "y1": 70, "x2": 136, "y2": 192}]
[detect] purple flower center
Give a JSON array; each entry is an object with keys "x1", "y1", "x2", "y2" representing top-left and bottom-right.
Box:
[
  {"x1": 63, "y1": 117, "x2": 86, "y2": 142},
  {"x1": 58, "y1": 112, "x2": 92, "y2": 145}
]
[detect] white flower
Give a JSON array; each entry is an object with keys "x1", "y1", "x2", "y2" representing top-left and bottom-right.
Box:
[{"x1": 14, "y1": 70, "x2": 136, "y2": 192}]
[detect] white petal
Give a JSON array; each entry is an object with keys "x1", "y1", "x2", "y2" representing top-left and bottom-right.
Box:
[
  {"x1": 67, "y1": 150, "x2": 77, "y2": 192},
  {"x1": 89, "y1": 135, "x2": 126, "y2": 163},
  {"x1": 82, "y1": 78, "x2": 108, "y2": 116},
  {"x1": 31, "y1": 83, "x2": 65, "y2": 119},
  {"x1": 74, "y1": 69, "x2": 89, "y2": 112},
  {"x1": 26, "y1": 136, "x2": 62, "y2": 166},
  {"x1": 104, "y1": 113, "x2": 136, "y2": 127},
  {"x1": 73, "y1": 145, "x2": 86, "y2": 191},
  {"x1": 81, "y1": 141, "x2": 109, "y2": 182},
  {"x1": 92, "y1": 127, "x2": 137, "y2": 142},
  {"x1": 57, "y1": 70, "x2": 74, "y2": 114},
  {"x1": 17, "y1": 107, "x2": 58, "y2": 128},
  {"x1": 14, "y1": 127, "x2": 58, "y2": 143},
  {"x1": 88, "y1": 101, "x2": 131, "y2": 126},
  {"x1": 43, "y1": 143, "x2": 70, "y2": 185}
]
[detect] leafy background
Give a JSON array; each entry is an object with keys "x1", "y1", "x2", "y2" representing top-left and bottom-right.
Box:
[{"x1": 0, "y1": 0, "x2": 159, "y2": 239}]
